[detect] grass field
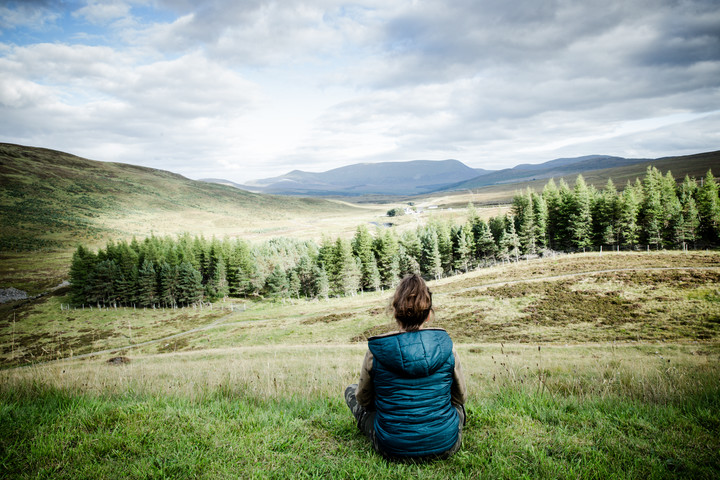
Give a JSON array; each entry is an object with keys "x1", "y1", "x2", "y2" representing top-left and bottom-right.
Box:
[{"x1": 1, "y1": 251, "x2": 719, "y2": 478}]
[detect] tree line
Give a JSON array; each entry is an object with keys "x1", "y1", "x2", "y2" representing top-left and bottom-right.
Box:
[{"x1": 69, "y1": 167, "x2": 720, "y2": 307}]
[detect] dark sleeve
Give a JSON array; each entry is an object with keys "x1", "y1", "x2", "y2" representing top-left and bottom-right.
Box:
[
  {"x1": 451, "y1": 347, "x2": 467, "y2": 406},
  {"x1": 356, "y1": 350, "x2": 375, "y2": 407}
]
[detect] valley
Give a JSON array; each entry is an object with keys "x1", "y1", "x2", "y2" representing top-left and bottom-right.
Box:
[{"x1": 1, "y1": 144, "x2": 720, "y2": 478}]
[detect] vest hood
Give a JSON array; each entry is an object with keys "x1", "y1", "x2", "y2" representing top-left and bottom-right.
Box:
[{"x1": 368, "y1": 328, "x2": 453, "y2": 378}]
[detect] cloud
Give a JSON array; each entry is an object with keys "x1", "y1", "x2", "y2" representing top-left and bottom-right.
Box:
[
  {"x1": 0, "y1": 1, "x2": 59, "y2": 32},
  {"x1": 73, "y1": 1, "x2": 131, "y2": 25},
  {"x1": 0, "y1": 0, "x2": 718, "y2": 183}
]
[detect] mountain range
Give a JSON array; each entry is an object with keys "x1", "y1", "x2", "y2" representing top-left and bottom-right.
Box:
[{"x1": 205, "y1": 155, "x2": 657, "y2": 196}]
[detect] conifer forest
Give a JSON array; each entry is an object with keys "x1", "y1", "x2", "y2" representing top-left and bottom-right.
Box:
[{"x1": 69, "y1": 167, "x2": 720, "y2": 307}]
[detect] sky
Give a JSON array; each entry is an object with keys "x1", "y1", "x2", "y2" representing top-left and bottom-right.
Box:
[{"x1": 1, "y1": 0, "x2": 719, "y2": 183}]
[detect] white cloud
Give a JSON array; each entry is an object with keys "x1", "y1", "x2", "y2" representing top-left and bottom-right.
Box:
[
  {"x1": 73, "y1": 1, "x2": 131, "y2": 25},
  {"x1": 0, "y1": 0, "x2": 718, "y2": 182}
]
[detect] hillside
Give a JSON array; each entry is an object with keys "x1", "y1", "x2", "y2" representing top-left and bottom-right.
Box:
[
  {"x1": 0, "y1": 143, "x2": 370, "y2": 252},
  {"x1": 447, "y1": 150, "x2": 720, "y2": 193},
  {"x1": 447, "y1": 155, "x2": 648, "y2": 189},
  {"x1": 240, "y1": 159, "x2": 490, "y2": 196}
]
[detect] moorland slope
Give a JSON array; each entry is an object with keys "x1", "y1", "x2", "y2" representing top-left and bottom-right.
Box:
[{"x1": 0, "y1": 143, "x2": 369, "y2": 252}]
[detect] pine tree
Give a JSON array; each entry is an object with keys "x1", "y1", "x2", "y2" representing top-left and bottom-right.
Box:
[
  {"x1": 452, "y1": 223, "x2": 474, "y2": 272},
  {"x1": 137, "y1": 259, "x2": 158, "y2": 307},
  {"x1": 640, "y1": 166, "x2": 665, "y2": 249},
  {"x1": 502, "y1": 216, "x2": 521, "y2": 261},
  {"x1": 660, "y1": 171, "x2": 682, "y2": 247},
  {"x1": 398, "y1": 244, "x2": 421, "y2": 276},
  {"x1": 158, "y1": 261, "x2": 178, "y2": 307},
  {"x1": 373, "y1": 229, "x2": 400, "y2": 288},
  {"x1": 368, "y1": 257, "x2": 382, "y2": 291},
  {"x1": 314, "y1": 266, "x2": 330, "y2": 299},
  {"x1": 593, "y1": 178, "x2": 619, "y2": 249},
  {"x1": 568, "y1": 175, "x2": 593, "y2": 251},
  {"x1": 678, "y1": 175, "x2": 700, "y2": 248},
  {"x1": 204, "y1": 240, "x2": 228, "y2": 299},
  {"x1": 532, "y1": 192, "x2": 548, "y2": 250},
  {"x1": 543, "y1": 178, "x2": 562, "y2": 250},
  {"x1": 176, "y1": 261, "x2": 203, "y2": 306},
  {"x1": 288, "y1": 269, "x2": 301, "y2": 299},
  {"x1": 352, "y1": 225, "x2": 377, "y2": 290},
  {"x1": 618, "y1": 180, "x2": 641, "y2": 249},
  {"x1": 331, "y1": 238, "x2": 360, "y2": 296},
  {"x1": 475, "y1": 220, "x2": 497, "y2": 263},
  {"x1": 435, "y1": 221, "x2": 453, "y2": 275},
  {"x1": 265, "y1": 265, "x2": 289, "y2": 298},
  {"x1": 420, "y1": 226, "x2": 443, "y2": 280},
  {"x1": 85, "y1": 259, "x2": 119, "y2": 306},
  {"x1": 556, "y1": 179, "x2": 574, "y2": 249},
  {"x1": 69, "y1": 245, "x2": 97, "y2": 304},
  {"x1": 698, "y1": 170, "x2": 720, "y2": 243},
  {"x1": 514, "y1": 188, "x2": 536, "y2": 255}
]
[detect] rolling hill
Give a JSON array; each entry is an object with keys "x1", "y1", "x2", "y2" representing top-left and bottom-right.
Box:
[
  {"x1": 0, "y1": 143, "x2": 368, "y2": 253},
  {"x1": 219, "y1": 152, "x2": 719, "y2": 197},
  {"x1": 231, "y1": 159, "x2": 491, "y2": 196},
  {"x1": 444, "y1": 155, "x2": 650, "y2": 190}
]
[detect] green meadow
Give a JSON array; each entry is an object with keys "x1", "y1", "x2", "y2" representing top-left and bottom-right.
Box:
[{"x1": 2, "y1": 251, "x2": 719, "y2": 479}]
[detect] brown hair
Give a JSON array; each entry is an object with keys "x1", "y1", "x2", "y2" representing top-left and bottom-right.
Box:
[{"x1": 391, "y1": 274, "x2": 433, "y2": 331}]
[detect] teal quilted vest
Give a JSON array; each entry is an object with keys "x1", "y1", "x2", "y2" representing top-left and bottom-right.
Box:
[{"x1": 368, "y1": 328, "x2": 460, "y2": 457}]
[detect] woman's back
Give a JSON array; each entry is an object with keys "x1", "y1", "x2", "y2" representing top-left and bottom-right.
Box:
[{"x1": 369, "y1": 329, "x2": 460, "y2": 457}]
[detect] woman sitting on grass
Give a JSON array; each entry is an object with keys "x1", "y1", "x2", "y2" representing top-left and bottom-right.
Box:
[{"x1": 345, "y1": 274, "x2": 466, "y2": 460}]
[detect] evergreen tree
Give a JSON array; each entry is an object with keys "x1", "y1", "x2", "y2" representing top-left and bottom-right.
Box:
[
  {"x1": 475, "y1": 219, "x2": 497, "y2": 263},
  {"x1": 137, "y1": 259, "x2": 158, "y2": 307},
  {"x1": 158, "y1": 261, "x2": 178, "y2": 307},
  {"x1": 294, "y1": 254, "x2": 317, "y2": 297},
  {"x1": 204, "y1": 241, "x2": 228, "y2": 300},
  {"x1": 114, "y1": 241, "x2": 139, "y2": 304},
  {"x1": 352, "y1": 225, "x2": 377, "y2": 290},
  {"x1": 331, "y1": 238, "x2": 360, "y2": 296},
  {"x1": 617, "y1": 180, "x2": 641, "y2": 249},
  {"x1": 368, "y1": 257, "x2": 382, "y2": 291},
  {"x1": 84, "y1": 260, "x2": 117, "y2": 306},
  {"x1": 265, "y1": 265, "x2": 289, "y2": 298},
  {"x1": 678, "y1": 175, "x2": 700, "y2": 248},
  {"x1": 543, "y1": 178, "x2": 562, "y2": 250},
  {"x1": 435, "y1": 220, "x2": 453, "y2": 275},
  {"x1": 399, "y1": 230, "x2": 422, "y2": 266},
  {"x1": 514, "y1": 188, "x2": 536, "y2": 255},
  {"x1": 502, "y1": 216, "x2": 521, "y2": 261},
  {"x1": 233, "y1": 239, "x2": 259, "y2": 296},
  {"x1": 176, "y1": 261, "x2": 203, "y2": 306},
  {"x1": 556, "y1": 179, "x2": 574, "y2": 249},
  {"x1": 398, "y1": 244, "x2": 421, "y2": 276},
  {"x1": 697, "y1": 170, "x2": 720, "y2": 243},
  {"x1": 640, "y1": 166, "x2": 665, "y2": 249},
  {"x1": 420, "y1": 226, "x2": 443, "y2": 280},
  {"x1": 288, "y1": 269, "x2": 301, "y2": 299},
  {"x1": 532, "y1": 192, "x2": 549, "y2": 250},
  {"x1": 568, "y1": 175, "x2": 593, "y2": 251},
  {"x1": 452, "y1": 223, "x2": 474, "y2": 272},
  {"x1": 314, "y1": 266, "x2": 330, "y2": 299},
  {"x1": 593, "y1": 178, "x2": 619, "y2": 249},
  {"x1": 660, "y1": 171, "x2": 682, "y2": 247},
  {"x1": 69, "y1": 245, "x2": 97, "y2": 304},
  {"x1": 373, "y1": 229, "x2": 400, "y2": 288}
]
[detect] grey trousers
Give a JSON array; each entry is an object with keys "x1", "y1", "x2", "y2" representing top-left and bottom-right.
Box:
[{"x1": 344, "y1": 383, "x2": 465, "y2": 461}]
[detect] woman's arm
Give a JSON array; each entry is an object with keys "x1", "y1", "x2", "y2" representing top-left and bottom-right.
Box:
[
  {"x1": 355, "y1": 350, "x2": 375, "y2": 407},
  {"x1": 451, "y1": 347, "x2": 467, "y2": 406}
]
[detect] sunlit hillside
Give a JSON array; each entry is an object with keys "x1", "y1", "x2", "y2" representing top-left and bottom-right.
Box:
[{"x1": 0, "y1": 143, "x2": 385, "y2": 252}]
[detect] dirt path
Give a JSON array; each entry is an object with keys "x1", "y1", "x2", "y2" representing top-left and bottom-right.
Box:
[{"x1": 13, "y1": 265, "x2": 720, "y2": 369}]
